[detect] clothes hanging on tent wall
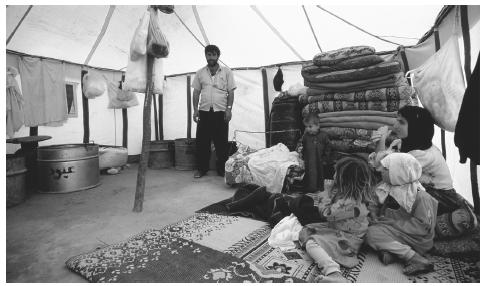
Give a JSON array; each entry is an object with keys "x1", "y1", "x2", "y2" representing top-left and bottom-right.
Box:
[
  {"x1": 6, "y1": 66, "x2": 24, "y2": 137},
  {"x1": 454, "y1": 54, "x2": 480, "y2": 165},
  {"x1": 19, "y1": 57, "x2": 68, "y2": 127}
]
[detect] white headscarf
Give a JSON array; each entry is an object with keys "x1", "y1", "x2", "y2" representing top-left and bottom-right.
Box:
[{"x1": 375, "y1": 152, "x2": 426, "y2": 213}]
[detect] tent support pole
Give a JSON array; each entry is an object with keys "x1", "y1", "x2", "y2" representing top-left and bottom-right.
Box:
[
  {"x1": 122, "y1": 109, "x2": 128, "y2": 148},
  {"x1": 7, "y1": 5, "x2": 33, "y2": 45},
  {"x1": 433, "y1": 28, "x2": 446, "y2": 160},
  {"x1": 81, "y1": 70, "x2": 90, "y2": 143},
  {"x1": 133, "y1": 55, "x2": 155, "y2": 213},
  {"x1": 459, "y1": 5, "x2": 479, "y2": 214},
  {"x1": 158, "y1": 93, "x2": 164, "y2": 140},
  {"x1": 261, "y1": 68, "x2": 270, "y2": 148},
  {"x1": 153, "y1": 93, "x2": 159, "y2": 140},
  {"x1": 187, "y1": 75, "x2": 192, "y2": 138}
]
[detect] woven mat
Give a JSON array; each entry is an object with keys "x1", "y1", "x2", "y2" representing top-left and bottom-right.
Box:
[
  {"x1": 66, "y1": 212, "x2": 479, "y2": 283},
  {"x1": 66, "y1": 213, "x2": 300, "y2": 283}
]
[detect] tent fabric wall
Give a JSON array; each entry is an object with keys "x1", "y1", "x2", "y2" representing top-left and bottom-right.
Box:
[{"x1": 402, "y1": 5, "x2": 480, "y2": 204}]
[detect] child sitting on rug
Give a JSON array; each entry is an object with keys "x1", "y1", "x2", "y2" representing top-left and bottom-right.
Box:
[
  {"x1": 366, "y1": 152, "x2": 438, "y2": 276},
  {"x1": 296, "y1": 112, "x2": 331, "y2": 193},
  {"x1": 298, "y1": 156, "x2": 376, "y2": 283}
]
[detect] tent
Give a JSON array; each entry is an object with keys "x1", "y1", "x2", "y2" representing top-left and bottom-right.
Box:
[{"x1": 5, "y1": 5, "x2": 480, "y2": 204}]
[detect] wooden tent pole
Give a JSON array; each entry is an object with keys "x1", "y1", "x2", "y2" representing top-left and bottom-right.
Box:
[{"x1": 133, "y1": 55, "x2": 155, "y2": 212}]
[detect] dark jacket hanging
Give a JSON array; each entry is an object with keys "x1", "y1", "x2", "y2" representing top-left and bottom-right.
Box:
[{"x1": 454, "y1": 54, "x2": 479, "y2": 165}]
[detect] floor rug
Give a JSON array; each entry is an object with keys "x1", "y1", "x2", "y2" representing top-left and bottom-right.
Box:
[
  {"x1": 66, "y1": 214, "x2": 300, "y2": 283},
  {"x1": 228, "y1": 226, "x2": 480, "y2": 283}
]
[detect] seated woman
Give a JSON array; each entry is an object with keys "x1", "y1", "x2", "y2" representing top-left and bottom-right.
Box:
[
  {"x1": 367, "y1": 152, "x2": 438, "y2": 276},
  {"x1": 372, "y1": 106, "x2": 477, "y2": 239}
]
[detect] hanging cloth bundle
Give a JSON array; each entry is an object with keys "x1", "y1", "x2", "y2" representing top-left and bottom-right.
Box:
[
  {"x1": 6, "y1": 66, "x2": 24, "y2": 137},
  {"x1": 273, "y1": 67, "x2": 284, "y2": 92}
]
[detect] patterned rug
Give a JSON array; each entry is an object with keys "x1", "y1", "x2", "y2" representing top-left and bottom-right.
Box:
[
  {"x1": 66, "y1": 214, "x2": 300, "y2": 283},
  {"x1": 66, "y1": 213, "x2": 480, "y2": 283}
]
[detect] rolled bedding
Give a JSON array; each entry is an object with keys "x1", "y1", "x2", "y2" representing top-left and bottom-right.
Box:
[
  {"x1": 313, "y1": 46, "x2": 375, "y2": 66},
  {"x1": 319, "y1": 121, "x2": 392, "y2": 130},
  {"x1": 302, "y1": 85, "x2": 415, "y2": 103},
  {"x1": 318, "y1": 110, "x2": 397, "y2": 119},
  {"x1": 302, "y1": 97, "x2": 416, "y2": 115},
  {"x1": 304, "y1": 73, "x2": 406, "y2": 93},
  {"x1": 328, "y1": 138, "x2": 376, "y2": 153},
  {"x1": 319, "y1": 115, "x2": 396, "y2": 126},
  {"x1": 301, "y1": 54, "x2": 384, "y2": 75},
  {"x1": 302, "y1": 61, "x2": 402, "y2": 83}
]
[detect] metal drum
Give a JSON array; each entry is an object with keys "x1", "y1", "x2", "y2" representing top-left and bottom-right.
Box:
[
  {"x1": 6, "y1": 154, "x2": 27, "y2": 207},
  {"x1": 148, "y1": 140, "x2": 175, "y2": 169},
  {"x1": 37, "y1": 144, "x2": 100, "y2": 193},
  {"x1": 174, "y1": 138, "x2": 197, "y2": 170}
]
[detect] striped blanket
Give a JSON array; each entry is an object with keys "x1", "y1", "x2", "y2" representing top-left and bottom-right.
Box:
[
  {"x1": 313, "y1": 46, "x2": 375, "y2": 66},
  {"x1": 302, "y1": 98, "x2": 415, "y2": 116},
  {"x1": 300, "y1": 85, "x2": 415, "y2": 104},
  {"x1": 303, "y1": 61, "x2": 402, "y2": 83},
  {"x1": 304, "y1": 73, "x2": 406, "y2": 93},
  {"x1": 301, "y1": 55, "x2": 384, "y2": 75}
]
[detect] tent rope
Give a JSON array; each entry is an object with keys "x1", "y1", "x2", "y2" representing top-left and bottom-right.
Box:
[
  {"x1": 316, "y1": 6, "x2": 402, "y2": 46},
  {"x1": 7, "y1": 5, "x2": 33, "y2": 45},
  {"x1": 302, "y1": 6, "x2": 323, "y2": 53},
  {"x1": 83, "y1": 5, "x2": 116, "y2": 65},
  {"x1": 251, "y1": 6, "x2": 305, "y2": 61},
  {"x1": 173, "y1": 10, "x2": 230, "y2": 68},
  {"x1": 192, "y1": 6, "x2": 210, "y2": 46}
]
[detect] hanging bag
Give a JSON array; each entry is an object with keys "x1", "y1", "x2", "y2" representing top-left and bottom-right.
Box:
[
  {"x1": 129, "y1": 10, "x2": 150, "y2": 61},
  {"x1": 147, "y1": 8, "x2": 170, "y2": 58},
  {"x1": 82, "y1": 72, "x2": 106, "y2": 99}
]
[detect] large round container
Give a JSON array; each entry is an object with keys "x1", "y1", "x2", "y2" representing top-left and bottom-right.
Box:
[
  {"x1": 174, "y1": 138, "x2": 197, "y2": 170},
  {"x1": 37, "y1": 144, "x2": 100, "y2": 193},
  {"x1": 269, "y1": 97, "x2": 303, "y2": 151},
  {"x1": 148, "y1": 140, "x2": 174, "y2": 169},
  {"x1": 6, "y1": 154, "x2": 27, "y2": 207}
]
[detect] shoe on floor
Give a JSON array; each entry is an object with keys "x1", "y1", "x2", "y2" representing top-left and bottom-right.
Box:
[
  {"x1": 315, "y1": 272, "x2": 348, "y2": 283},
  {"x1": 194, "y1": 170, "x2": 207, "y2": 178}
]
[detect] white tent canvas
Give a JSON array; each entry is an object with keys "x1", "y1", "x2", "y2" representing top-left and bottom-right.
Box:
[{"x1": 5, "y1": 5, "x2": 480, "y2": 204}]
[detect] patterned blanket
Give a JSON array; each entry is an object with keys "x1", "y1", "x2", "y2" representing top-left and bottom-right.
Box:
[
  {"x1": 305, "y1": 73, "x2": 407, "y2": 93},
  {"x1": 320, "y1": 115, "x2": 396, "y2": 126},
  {"x1": 321, "y1": 127, "x2": 399, "y2": 143},
  {"x1": 66, "y1": 213, "x2": 480, "y2": 283},
  {"x1": 313, "y1": 46, "x2": 375, "y2": 66},
  {"x1": 300, "y1": 85, "x2": 415, "y2": 104},
  {"x1": 303, "y1": 61, "x2": 402, "y2": 83},
  {"x1": 302, "y1": 97, "x2": 415, "y2": 116},
  {"x1": 301, "y1": 55, "x2": 384, "y2": 75}
]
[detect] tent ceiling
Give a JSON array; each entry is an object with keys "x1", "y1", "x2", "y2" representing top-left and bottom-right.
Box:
[{"x1": 7, "y1": 5, "x2": 443, "y2": 75}]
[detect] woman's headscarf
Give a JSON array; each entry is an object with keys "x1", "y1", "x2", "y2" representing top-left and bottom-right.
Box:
[
  {"x1": 398, "y1": 106, "x2": 434, "y2": 152},
  {"x1": 375, "y1": 152, "x2": 426, "y2": 213}
]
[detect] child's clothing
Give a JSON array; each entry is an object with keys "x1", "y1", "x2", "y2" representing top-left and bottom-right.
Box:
[
  {"x1": 298, "y1": 131, "x2": 331, "y2": 193},
  {"x1": 366, "y1": 152, "x2": 438, "y2": 260},
  {"x1": 367, "y1": 190, "x2": 438, "y2": 258},
  {"x1": 299, "y1": 189, "x2": 370, "y2": 269}
]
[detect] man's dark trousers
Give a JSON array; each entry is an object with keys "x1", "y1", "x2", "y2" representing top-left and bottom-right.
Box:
[{"x1": 196, "y1": 108, "x2": 228, "y2": 174}]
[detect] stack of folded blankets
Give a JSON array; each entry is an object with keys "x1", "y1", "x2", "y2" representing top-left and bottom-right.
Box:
[{"x1": 299, "y1": 45, "x2": 418, "y2": 155}]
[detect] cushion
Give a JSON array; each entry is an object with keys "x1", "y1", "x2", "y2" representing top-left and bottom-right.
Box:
[{"x1": 313, "y1": 46, "x2": 375, "y2": 66}]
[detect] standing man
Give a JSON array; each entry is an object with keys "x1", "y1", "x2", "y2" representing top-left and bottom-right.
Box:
[{"x1": 192, "y1": 45, "x2": 236, "y2": 178}]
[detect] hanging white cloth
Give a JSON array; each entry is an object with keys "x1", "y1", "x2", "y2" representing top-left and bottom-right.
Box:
[
  {"x1": 19, "y1": 57, "x2": 68, "y2": 127},
  {"x1": 408, "y1": 11, "x2": 465, "y2": 132},
  {"x1": 247, "y1": 143, "x2": 302, "y2": 193},
  {"x1": 6, "y1": 66, "x2": 24, "y2": 137}
]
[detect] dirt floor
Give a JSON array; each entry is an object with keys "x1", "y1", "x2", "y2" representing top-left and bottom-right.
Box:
[{"x1": 6, "y1": 165, "x2": 235, "y2": 282}]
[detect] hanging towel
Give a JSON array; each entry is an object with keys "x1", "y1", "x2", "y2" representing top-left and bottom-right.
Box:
[
  {"x1": 411, "y1": 35, "x2": 465, "y2": 132},
  {"x1": 19, "y1": 57, "x2": 68, "y2": 127},
  {"x1": 6, "y1": 66, "x2": 24, "y2": 137}
]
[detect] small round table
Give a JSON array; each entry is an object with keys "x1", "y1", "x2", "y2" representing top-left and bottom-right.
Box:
[{"x1": 7, "y1": 135, "x2": 52, "y2": 192}]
